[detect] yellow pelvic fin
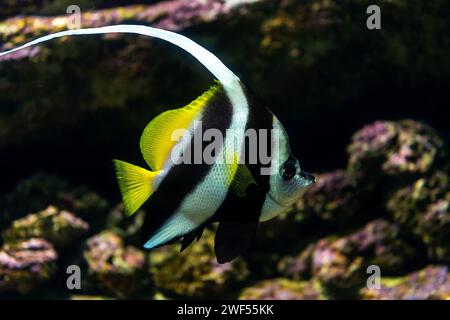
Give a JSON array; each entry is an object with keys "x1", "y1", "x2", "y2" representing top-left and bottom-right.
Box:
[
  {"x1": 113, "y1": 159, "x2": 160, "y2": 216},
  {"x1": 228, "y1": 153, "x2": 258, "y2": 198},
  {"x1": 140, "y1": 83, "x2": 222, "y2": 171}
]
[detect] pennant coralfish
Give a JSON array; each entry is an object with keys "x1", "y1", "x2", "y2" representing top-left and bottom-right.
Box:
[{"x1": 0, "y1": 25, "x2": 315, "y2": 263}]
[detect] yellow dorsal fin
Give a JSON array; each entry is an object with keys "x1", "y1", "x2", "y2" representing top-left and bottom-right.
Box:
[
  {"x1": 113, "y1": 159, "x2": 160, "y2": 216},
  {"x1": 140, "y1": 83, "x2": 221, "y2": 171}
]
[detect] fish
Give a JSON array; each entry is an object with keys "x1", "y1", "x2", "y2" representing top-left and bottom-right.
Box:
[{"x1": 0, "y1": 25, "x2": 315, "y2": 263}]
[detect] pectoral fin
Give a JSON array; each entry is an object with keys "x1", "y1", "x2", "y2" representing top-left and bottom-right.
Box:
[{"x1": 230, "y1": 163, "x2": 257, "y2": 198}]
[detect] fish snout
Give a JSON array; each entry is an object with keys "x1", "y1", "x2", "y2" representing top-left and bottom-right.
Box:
[{"x1": 299, "y1": 171, "x2": 315, "y2": 185}]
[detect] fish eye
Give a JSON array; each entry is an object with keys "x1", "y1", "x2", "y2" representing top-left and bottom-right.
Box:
[{"x1": 281, "y1": 161, "x2": 297, "y2": 180}]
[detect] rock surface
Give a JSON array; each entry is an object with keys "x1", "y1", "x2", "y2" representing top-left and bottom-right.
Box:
[
  {"x1": 386, "y1": 171, "x2": 449, "y2": 235},
  {"x1": 2, "y1": 205, "x2": 89, "y2": 247},
  {"x1": 347, "y1": 120, "x2": 446, "y2": 183},
  {"x1": 419, "y1": 194, "x2": 450, "y2": 263},
  {"x1": 150, "y1": 228, "x2": 249, "y2": 298},
  {"x1": 84, "y1": 230, "x2": 149, "y2": 298},
  {"x1": 239, "y1": 278, "x2": 325, "y2": 300},
  {"x1": 296, "y1": 170, "x2": 363, "y2": 226},
  {"x1": 360, "y1": 266, "x2": 450, "y2": 300},
  {"x1": 0, "y1": 238, "x2": 58, "y2": 293},
  {"x1": 281, "y1": 220, "x2": 418, "y2": 294}
]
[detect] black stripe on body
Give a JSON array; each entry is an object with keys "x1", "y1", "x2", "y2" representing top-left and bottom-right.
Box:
[
  {"x1": 213, "y1": 84, "x2": 274, "y2": 223},
  {"x1": 139, "y1": 87, "x2": 233, "y2": 246}
]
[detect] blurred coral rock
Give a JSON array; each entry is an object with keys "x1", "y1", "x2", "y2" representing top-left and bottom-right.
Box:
[
  {"x1": 419, "y1": 193, "x2": 450, "y2": 263},
  {"x1": 84, "y1": 230, "x2": 148, "y2": 298},
  {"x1": 277, "y1": 243, "x2": 315, "y2": 280},
  {"x1": 311, "y1": 238, "x2": 365, "y2": 291},
  {"x1": 347, "y1": 120, "x2": 446, "y2": 185},
  {"x1": 297, "y1": 170, "x2": 362, "y2": 226},
  {"x1": 387, "y1": 170, "x2": 449, "y2": 233},
  {"x1": 252, "y1": 170, "x2": 363, "y2": 278},
  {"x1": 360, "y1": 266, "x2": 450, "y2": 300},
  {"x1": 0, "y1": 238, "x2": 57, "y2": 293},
  {"x1": 311, "y1": 220, "x2": 417, "y2": 291},
  {"x1": 150, "y1": 228, "x2": 249, "y2": 298},
  {"x1": 239, "y1": 278, "x2": 325, "y2": 300},
  {"x1": 2, "y1": 206, "x2": 89, "y2": 247}
]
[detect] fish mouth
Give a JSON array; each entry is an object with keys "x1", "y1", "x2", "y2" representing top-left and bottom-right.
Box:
[{"x1": 300, "y1": 171, "x2": 316, "y2": 185}]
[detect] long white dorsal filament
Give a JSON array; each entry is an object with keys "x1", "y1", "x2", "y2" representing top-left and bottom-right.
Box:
[
  {"x1": 0, "y1": 24, "x2": 250, "y2": 173},
  {"x1": 0, "y1": 24, "x2": 241, "y2": 89}
]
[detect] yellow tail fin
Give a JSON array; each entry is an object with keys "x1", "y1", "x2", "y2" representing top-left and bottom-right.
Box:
[{"x1": 113, "y1": 159, "x2": 159, "y2": 216}]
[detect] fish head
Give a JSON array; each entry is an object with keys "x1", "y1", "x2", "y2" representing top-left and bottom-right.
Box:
[
  {"x1": 271, "y1": 155, "x2": 315, "y2": 203},
  {"x1": 262, "y1": 116, "x2": 315, "y2": 220}
]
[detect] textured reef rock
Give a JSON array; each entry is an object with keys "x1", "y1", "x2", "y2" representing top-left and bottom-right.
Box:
[
  {"x1": 2, "y1": 205, "x2": 89, "y2": 247},
  {"x1": 419, "y1": 194, "x2": 450, "y2": 263},
  {"x1": 347, "y1": 120, "x2": 446, "y2": 189},
  {"x1": 0, "y1": 173, "x2": 109, "y2": 227},
  {"x1": 0, "y1": 1, "x2": 156, "y2": 19},
  {"x1": 281, "y1": 220, "x2": 418, "y2": 295},
  {"x1": 250, "y1": 119, "x2": 449, "y2": 280},
  {"x1": 386, "y1": 171, "x2": 449, "y2": 231},
  {"x1": 0, "y1": 0, "x2": 252, "y2": 52},
  {"x1": 249, "y1": 170, "x2": 364, "y2": 278},
  {"x1": 84, "y1": 230, "x2": 149, "y2": 298},
  {"x1": 0, "y1": 238, "x2": 58, "y2": 293},
  {"x1": 350, "y1": 120, "x2": 450, "y2": 264},
  {"x1": 0, "y1": 122, "x2": 446, "y2": 300},
  {"x1": 311, "y1": 237, "x2": 365, "y2": 293},
  {"x1": 296, "y1": 170, "x2": 363, "y2": 227},
  {"x1": 150, "y1": 228, "x2": 249, "y2": 298},
  {"x1": 277, "y1": 218, "x2": 419, "y2": 290},
  {"x1": 239, "y1": 278, "x2": 325, "y2": 300},
  {"x1": 360, "y1": 266, "x2": 450, "y2": 300},
  {"x1": 277, "y1": 243, "x2": 315, "y2": 281}
]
